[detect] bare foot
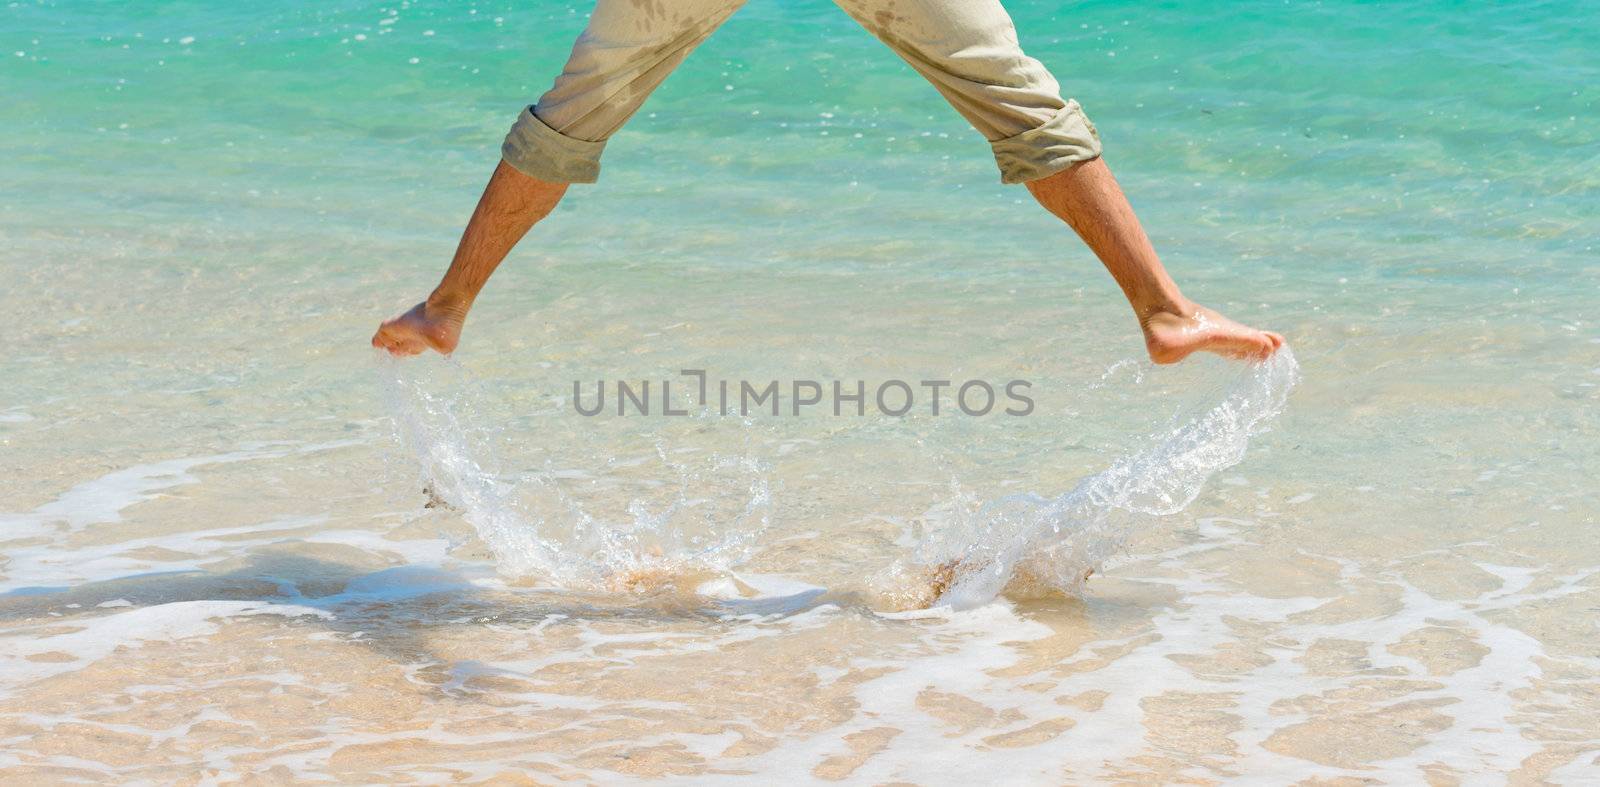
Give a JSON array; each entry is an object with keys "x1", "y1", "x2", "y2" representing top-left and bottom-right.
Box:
[
  {"x1": 1142, "y1": 303, "x2": 1283, "y2": 365},
  {"x1": 371, "y1": 297, "x2": 465, "y2": 356}
]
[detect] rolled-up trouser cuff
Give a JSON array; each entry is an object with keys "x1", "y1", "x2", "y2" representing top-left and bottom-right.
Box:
[
  {"x1": 501, "y1": 106, "x2": 606, "y2": 184},
  {"x1": 991, "y1": 100, "x2": 1103, "y2": 184}
]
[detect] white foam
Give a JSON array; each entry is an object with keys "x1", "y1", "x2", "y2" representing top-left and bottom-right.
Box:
[
  {"x1": 695, "y1": 515, "x2": 1597, "y2": 784},
  {"x1": 1, "y1": 449, "x2": 280, "y2": 540},
  {"x1": 0, "y1": 516, "x2": 327, "y2": 593},
  {"x1": 0, "y1": 600, "x2": 331, "y2": 691},
  {"x1": 0, "y1": 440, "x2": 360, "y2": 541}
]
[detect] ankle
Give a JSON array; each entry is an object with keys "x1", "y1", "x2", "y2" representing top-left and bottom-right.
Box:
[
  {"x1": 426, "y1": 289, "x2": 472, "y2": 323},
  {"x1": 1137, "y1": 294, "x2": 1196, "y2": 325}
]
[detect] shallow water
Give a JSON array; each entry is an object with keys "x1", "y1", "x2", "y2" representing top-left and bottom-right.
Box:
[{"x1": 3, "y1": 0, "x2": 1599, "y2": 782}]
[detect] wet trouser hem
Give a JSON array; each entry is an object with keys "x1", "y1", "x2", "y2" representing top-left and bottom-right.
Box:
[
  {"x1": 500, "y1": 106, "x2": 606, "y2": 184},
  {"x1": 991, "y1": 100, "x2": 1103, "y2": 184}
]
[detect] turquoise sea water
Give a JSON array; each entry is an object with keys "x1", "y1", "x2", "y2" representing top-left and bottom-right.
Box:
[
  {"x1": 6, "y1": 0, "x2": 1596, "y2": 542},
  {"x1": 3, "y1": 0, "x2": 1599, "y2": 781}
]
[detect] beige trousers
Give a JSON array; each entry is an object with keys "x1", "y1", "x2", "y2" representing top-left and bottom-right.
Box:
[{"x1": 501, "y1": 0, "x2": 1101, "y2": 185}]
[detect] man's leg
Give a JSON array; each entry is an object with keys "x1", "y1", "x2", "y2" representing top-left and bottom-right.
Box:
[
  {"x1": 374, "y1": 0, "x2": 745, "y2": 356},
  {"x1": 1027, "y1": 160, "x2": 1282, "y2": 362},
  {"x1": 833, "y1": 0, "x2": 1282, "y2": 363}
]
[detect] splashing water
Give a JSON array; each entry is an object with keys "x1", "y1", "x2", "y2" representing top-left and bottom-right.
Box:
[
  {"x1": 376, "y1": 355, "x2": 772, "y2": 592},
  {"x1": 879, "y1": 348, "x2": 1301, "y2": 610},
  {"x1": 378, "y1": 347, "x2": 1297, "y2": 608}
]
